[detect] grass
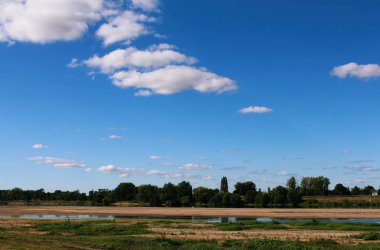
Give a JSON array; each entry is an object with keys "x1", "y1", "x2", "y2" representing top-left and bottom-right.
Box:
[
  {"x1": 2, "y1": 218, "x2": 380, "y2": 249},
  {"x1": 33, "y1": 219, "x2": 150, "y2": 235},
  {"x1": 287, "y1": 220, "x2": 380, "y2": 231},
  {"x1": 213, "y1": 220, "x2": 286, "y2": 231}
]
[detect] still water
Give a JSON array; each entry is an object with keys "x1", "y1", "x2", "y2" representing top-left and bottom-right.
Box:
[{"x1": 0, "y1": 214, "x2": 380, "y2": 224}]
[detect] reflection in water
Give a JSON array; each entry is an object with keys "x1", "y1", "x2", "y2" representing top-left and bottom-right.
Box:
[{"x1": 0, "y1": 214, "x2": 379, "y2": 224}]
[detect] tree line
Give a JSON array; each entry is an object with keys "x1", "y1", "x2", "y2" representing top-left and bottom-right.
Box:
[{"x1": 0, "y1": 176, "x2": 378, "y2": 207}]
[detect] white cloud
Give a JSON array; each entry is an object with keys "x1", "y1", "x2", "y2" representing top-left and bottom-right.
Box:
[
  {"x1": 32, "y1": 144, "x2": 48, "y2": 149},
  {"x1": 111, "y1": 65, "x2": 236, "y2": 95},
  {"x1": 344, "y1": 165, "x2": 380, "y2": 172},
  {"x1": 0, "y1": 0, "x2": 104, "y2": 44},
  {"x1": 84, "y1": 45, "x2": 196, "y2": 73},
  {"x1": 134, "y1": 90, "x2": 153, "y2": 97},
  {"x1": 131, "y1": 0, "x2": 159, "y2": 11},
  {"x1": 250, "y1": 169, "x2": 267, "y2": 175},
  {"x1": 97, "y1": 164, "x2": 143, "y2": 177},
  {"x1": 96, "y1": 10, "x2": 153, "y2": 45},
  {"x1": 146, "y1": 170, "x2": 192, "y2": 179},
  {"x1": 340, "y1": 149, "x2": 352, "y2": 155},
  {"x1": 331, "y1": 62, "x2": 380, "y2": 79},
  {"x1": 350, "y1": 178, "x2": 369, "y2": 184},
  {"x1": 67, "y1": 58, "x2": 80, "y2": 68},
  {"x1": 28, "y1": 156, "x2": 88, "y2": 170},
  {"x1": 84, "y1": 167, "x2": 92, "y2": 172},
  {"x1": 109, "y1": 134, "x2": 123, "y2": 140},
  {"x1": 239, "y1": 106, "x2": 273, "y2": 114},
  {"x1": 202, "y1": 175, "x2": 215, "y2": 181},
  {"x1": 179, "y1": 163, "x2": 212, "y2": 171},
  {"x1": 149, "y1": 155, "x2": 171, "y2": 160},
  {"x1": 276, "y1": 171, "x2": 296, "y2": 177}
]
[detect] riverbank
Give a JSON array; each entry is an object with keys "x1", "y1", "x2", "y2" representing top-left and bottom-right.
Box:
[{"x1": 1, "y1": 206, "x2": 380, "y2": 218}]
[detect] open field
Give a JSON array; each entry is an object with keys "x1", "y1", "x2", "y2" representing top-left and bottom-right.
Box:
[
  {"x1": 1, "y1": 217, "x2": 380, "y2": 249},
  {"x1": 2, "y1": 206, "x2": 380, "y2": 219}
]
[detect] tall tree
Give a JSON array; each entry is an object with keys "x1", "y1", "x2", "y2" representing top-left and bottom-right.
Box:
[
  {"x1": 160, "y1": 183, "x2": 179, "y2": 207},
  {"x1": 177, "y1": 181, "x2": 193, "y2": 206},
  {"x1": 220, "y1": 176, "x2": 228, "y2": 193}
]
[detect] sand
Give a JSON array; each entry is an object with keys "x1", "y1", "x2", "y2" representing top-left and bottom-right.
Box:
[{"x1": 0, "y1": 206, "x2": 379, "y2": 219}]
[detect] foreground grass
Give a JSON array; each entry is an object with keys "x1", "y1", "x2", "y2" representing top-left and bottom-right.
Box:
[
  {"x1": 211, "y1": 219, "x2": 380, "y2": 232},
  {"x1": 287, "y1": 220, "x2": 380, "y2": 231},
  {"x1": 213, "y1": 220, "x2": 286, "y2": 231},
  {"x1": 1, "y1": 219, "x2": 380, "y2": 249},
  {"x1": 33, "y1": 219, "x2": 150, "y2": 235}
]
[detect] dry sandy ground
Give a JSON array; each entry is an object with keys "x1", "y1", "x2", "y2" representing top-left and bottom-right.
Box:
[
  {"x1": 148, "y1": 227, "x2": 362, "y2": 243},
  {"x1": 0, "y1": 206, "x2": 380, "y2": 218}
]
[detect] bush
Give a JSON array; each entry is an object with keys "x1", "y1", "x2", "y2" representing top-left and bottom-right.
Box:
[{"x1": 355, "y1": 232, "x2": 380, "y2": 240}]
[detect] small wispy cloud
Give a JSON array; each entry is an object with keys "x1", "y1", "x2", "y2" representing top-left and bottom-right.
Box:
[
  {"x1": 32, "y1": 144, "x2": 48, "y2": 149},
  {"x1": 97, "y1": 165, "x2": 143, "y2": 177},
  {"x1": 149, "y1": 155, "x2": 172, "y2": 160},
  {"x1": 178, "y1": 163, "x2": 212, "y2": 171},
  {"x1": 340, "y1": 149, "x2": 352, "y2": 155},
  {"x1": 283, "y1": 156, "x2": 303, "y2": 161},
  {"x1": 344, "y1": 165, "x2": 380, "y2": 172},
  {"x1": 219, "y1": 166, "x2": 246, "y2": 171},
  {"x1": 250, "y1": 169, "x2": 268, "y2": 175},
  {"x1": 67, "y1": 58, "x2": 80, "y2": 68},
  {"x1": 220, "y1": 148, "x2": 243, "y2": 153},
  {"x1": 239, "y1": 106, "x2": 273, "y2": 114},
  {"x1": 108, "y1": 134, "x2": 123, "y2": 140},
  {"x1": 134, "y1": 90, "x2": 153, "y2": 97},
  {"x1": 202, "y1": 175, "x2": 215, "y2": 181},
  {"x1": 276, "y1": 171, "x2": 297, "y2": 177},
  {"x1": 28, "y1": 156, "x2": 88, "y2": 170},
  {"x1": 350, "y1": 160, "x2": 374, "y2": 164}
]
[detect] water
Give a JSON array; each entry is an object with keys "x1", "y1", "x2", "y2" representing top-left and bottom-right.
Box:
[{"x1": 0, "y1": 214, "x2": 380, "y2": 224}]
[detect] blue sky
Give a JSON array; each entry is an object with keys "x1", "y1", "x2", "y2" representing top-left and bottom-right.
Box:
[{"x1": 1, "y1": 0, "x2": 380, "y2": 192}]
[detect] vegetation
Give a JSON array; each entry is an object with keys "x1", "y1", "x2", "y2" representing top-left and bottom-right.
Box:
[
  {"x1": 1, "y1": 218, "x2": 380, "y2": 249},
  {"x1": 1, "y1": 176, "x2": 379, "y2": 208}
]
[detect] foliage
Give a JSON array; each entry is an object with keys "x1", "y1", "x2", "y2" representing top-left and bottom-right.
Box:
[{"x1": 220, "y1": 176, "x2": 228, "y2": 193}]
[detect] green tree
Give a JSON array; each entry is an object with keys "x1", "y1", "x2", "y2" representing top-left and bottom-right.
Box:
[
  {"x1": 363, "y1": 185, "x2": 375, "y2": 195},
  {"x1": 351, "y1": 186, "x2": 362, "y2": 195},
  {"x1": 114, "y1": 182, "x2": 137, "y2": 201},
  {"x1": 194, "y1": 187, "x2": 218, "y2": 206},
  {"x1": 332, "y1": 183, "x2": 351, "y2": 195},
  {"x1": 137, "y1": 185, "x2": 160, "y2": 206},
  {"x1": 160, "y1": 182, "x2": 179, "y2": 207},
  {"x1": 272, "y1": 186, "x2": 288, "y2": 207},
  {"x1": 234, "y1": 181, "x2": 256, "y2": 196},
  {"x1": 286, "y1": 177, "x2": 302, "y2": 207},
  {"x1": 102, "y1": 192, "x2": 116, "y2": 206},
  {"x1": 230, "y1": 193, "x2": 243, "y2": 207},
  {"x1": 255, "y1": 190, "x2": 270, "y2": 208},
  {"x1": 177, "y1": 181, "x2": 193, "y2": 206},
  {"x1": 300, "y1": 176, "x2": 330, "y2": 196},
  {"x1": 220, "y1": 176, "x2": 228, "y2": 193}
]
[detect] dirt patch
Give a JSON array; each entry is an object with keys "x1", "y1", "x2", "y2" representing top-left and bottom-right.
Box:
[
  {"x1": 1, "y1": 206, "x2": 380, "y2": 219},
  {"x1": 148, "y1": 227, "x2": 361, "y2": 243}
]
